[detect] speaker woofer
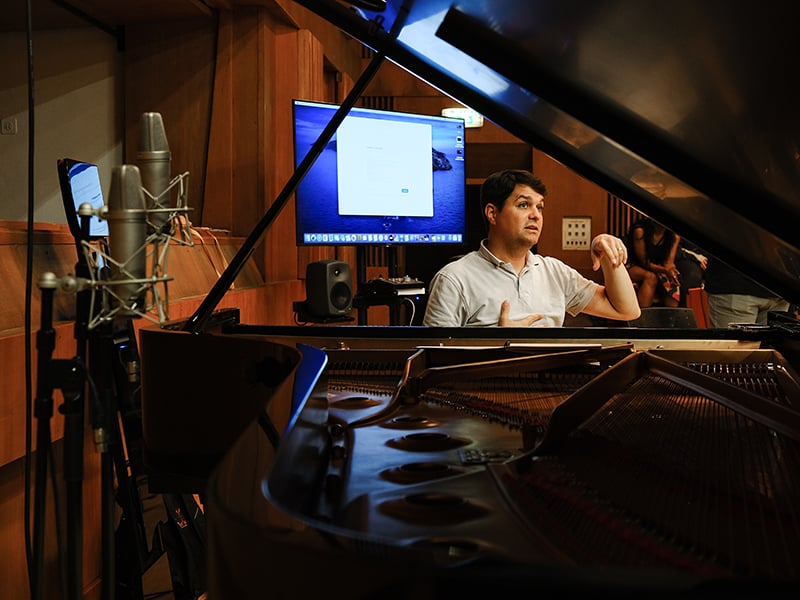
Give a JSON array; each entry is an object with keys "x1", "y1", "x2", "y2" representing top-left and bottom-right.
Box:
[{"x1": 305, "y1": 260, "x2": 353, "y2": 317}]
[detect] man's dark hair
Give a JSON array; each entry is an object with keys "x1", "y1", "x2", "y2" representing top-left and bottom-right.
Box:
[{"x1": 479, "y1": 169, "x2": 547, "y2": 225}]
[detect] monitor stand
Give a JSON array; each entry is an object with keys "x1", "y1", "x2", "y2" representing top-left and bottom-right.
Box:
[{"x1": 355, "y1": 245, "x2": 401, "y2": 325}]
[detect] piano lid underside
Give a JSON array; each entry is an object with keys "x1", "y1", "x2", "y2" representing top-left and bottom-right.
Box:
[{"x1": 296, "y1": 0, "x2": 800, "y2": 306}]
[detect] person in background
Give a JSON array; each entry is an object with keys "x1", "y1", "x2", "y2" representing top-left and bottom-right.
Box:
[
  {"x1": 422, "y1": 169, "x2": 640, "y2": 327},
  {"x1": 625, "y1": 217, "x2": 681, "y2": 307},
  {"x1": 675, "y1": 239, "x2": 708, "y2": 306},
  {"x1": 704, "y1": 259, "x2": 790, "y2": 327}
]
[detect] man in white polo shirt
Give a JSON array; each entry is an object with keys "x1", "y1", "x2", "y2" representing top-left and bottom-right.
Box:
[{"x1": 423, "y1": 169, "x2": 640, "y2": 327}]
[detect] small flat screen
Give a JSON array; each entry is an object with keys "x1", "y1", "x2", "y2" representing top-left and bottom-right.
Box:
[{"x1": 58, "y1": 158, "x2": 108, "y2": 240}]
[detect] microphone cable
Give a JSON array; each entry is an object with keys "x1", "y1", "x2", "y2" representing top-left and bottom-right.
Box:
[{"x1": 23, "y1": 0, "x2": 35, "y2": 588}]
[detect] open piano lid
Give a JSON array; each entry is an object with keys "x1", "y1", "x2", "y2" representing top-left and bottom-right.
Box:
[{"x1": 297, "y1": 0, "x2": 800, "y2": 306}]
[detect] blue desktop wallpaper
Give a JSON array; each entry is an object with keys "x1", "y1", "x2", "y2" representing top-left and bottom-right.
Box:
[{"x1": 293, "y1": 100, "x2": 466, "y2": 245}]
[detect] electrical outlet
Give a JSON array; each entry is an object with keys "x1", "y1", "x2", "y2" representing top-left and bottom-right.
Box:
[
  {"x1": 562, "y1": 217, "x2": 591, "y2": 250},
  {"x1": 1, "y1": 117, "x2": 18, "y2": 135}
]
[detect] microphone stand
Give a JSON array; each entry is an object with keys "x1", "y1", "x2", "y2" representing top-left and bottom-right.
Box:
[
  {"x1": 62, "y1": 215, "x2": 94, "y2": 600},
  {"x1": 31, "y1": 271, "x2": 88, "y2": 600},
  {"x1": 31, "y1": 273, "x2": 57, "y2": 600},
  {"x1": 87, "y1": 318, "x2": 117, "y2": 600},
  {"x1": 89, "y1": 316, "x2": 161, "y2": 600},
  {"x1": 33, "y1": 211, "x2": 102, "y2": 599}
]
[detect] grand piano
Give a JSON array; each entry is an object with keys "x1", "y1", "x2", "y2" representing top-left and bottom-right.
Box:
[{"x1": 139, "y1": 1, "x2": 800, "y2": 598}]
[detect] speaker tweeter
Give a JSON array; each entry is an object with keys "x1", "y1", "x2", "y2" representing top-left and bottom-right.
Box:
[{"x1": 305, "y1": 260, "x2": 353, "y2": 318}]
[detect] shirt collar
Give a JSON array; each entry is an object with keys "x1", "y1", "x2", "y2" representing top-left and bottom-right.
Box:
[
  {"x1": 479, "y1": 239, "x2": 538, "y2": 270},
  {"x1": 478, "y1": 239, "x2": 504, "y2": 267}
]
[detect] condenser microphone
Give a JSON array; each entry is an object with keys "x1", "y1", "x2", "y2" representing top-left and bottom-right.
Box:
[
  {"x1": 107, "y1": 165, "x2": 148, "y2": 318},
  {"x1": 137, "y1": 112, "x2": 172, "y2": 233}
]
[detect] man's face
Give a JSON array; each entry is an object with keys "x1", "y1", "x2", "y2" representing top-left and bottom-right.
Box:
[{"x1": 487, "y1": 184, "x2": 545, "y2": 249}]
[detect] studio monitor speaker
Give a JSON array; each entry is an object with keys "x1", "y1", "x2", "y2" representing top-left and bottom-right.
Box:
[{"x1": 305, "y1": 260, "x2": 353, "y2": 317}]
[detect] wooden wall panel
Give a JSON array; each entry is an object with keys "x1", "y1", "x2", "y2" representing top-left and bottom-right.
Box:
[
  {"x1": 0, "y1": 224, "x2": 84, "y2": 334},
  {"x1": 466, "y1": 142, "x2": 535, "y2": 180},
  {"x1": 266, "y1": 0, "x2": 363, "y2": 81},
  {"x1": 231, "y1": 9, "x2": 265, "y2": 243},
  {"x1": 295, "y1": 30, "x2": 337, "y2": 273},
  {"x1": 333, "y1": 71, "x2": 358, "y2": 278},
  {"x1": 133, "y1": 282, "x2": 301, "y2": 329},
  {"x1": 0, "y1": 325, "x2": 72, "y2": 465},
  {"x1": 124, "y1": 17, "x2": 217, "y2": 233},
  {"x1": 1, "y1": 443, "x2": 103, "y2": 600},
  {"x1": 533, "y1": 149, "x2": 609, "y2": 281},
  {"x1": 263, "y1": 27, "x2": 304, "y2": 284},
  {"x1": 203, "y1": 10, "x2": 236, "y2": 231}
]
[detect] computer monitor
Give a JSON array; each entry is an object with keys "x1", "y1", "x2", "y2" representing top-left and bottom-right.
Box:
[
  {"x1": 292, "y1": 99, "x2": 467, "y2": 246},
  {"x1": 57, "y1": 158, "x2": 108, "y2": 240}
]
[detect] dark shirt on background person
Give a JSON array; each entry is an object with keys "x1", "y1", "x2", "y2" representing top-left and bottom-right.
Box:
[
  {"x1": 704, "y1": 259, "x2": 789, "y2": 327},
  {"x1": 625, "y1": 217, "x2": 681, "y2": 307},
  {"x1": 675, "y1": 239, "x2": 707, "y2": 305}
]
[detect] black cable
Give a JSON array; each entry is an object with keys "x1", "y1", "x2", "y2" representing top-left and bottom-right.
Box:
[{"x1": 24, "y1": 0, "x2": 35, "y2": 590}]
